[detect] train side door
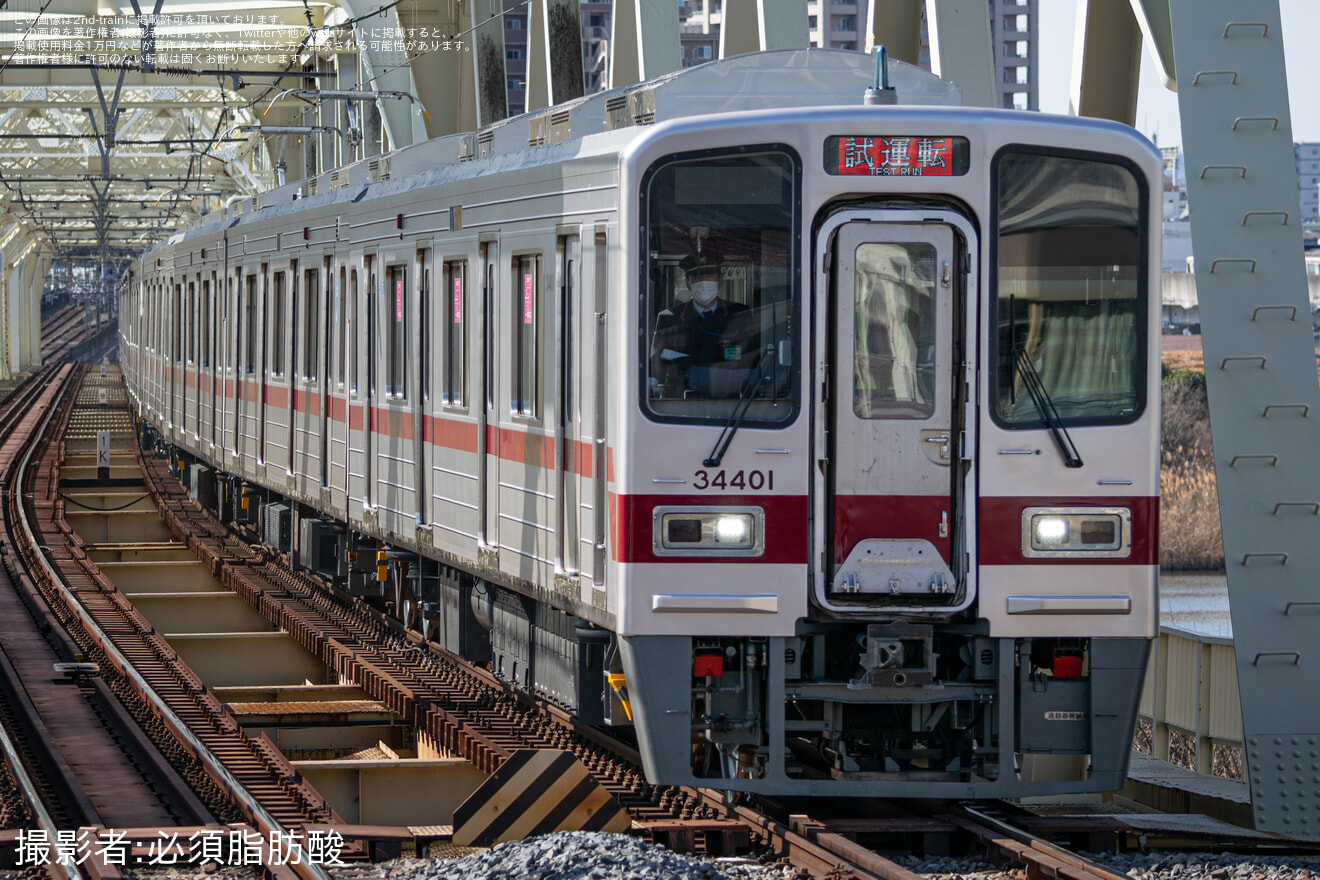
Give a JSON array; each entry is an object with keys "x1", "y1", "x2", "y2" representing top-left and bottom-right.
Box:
[
  {"x1": 328, "y1": 259, "x2": 348, "y2": 504},
  {"x1": 415, "y1": 247, "x2": 431, "y2": 526},
  {"x1": 824, "y1": 218, "x2": 970, "y2": 609},
  {"x1": 555, "y1": 233, "x2": 581, "y2": 579},
  {"x1": 346, "y1": 255, "x2": 366, "y2": 512},
  {"x1": 477, "y1": 240, "x2": 499, "y2": 559}
]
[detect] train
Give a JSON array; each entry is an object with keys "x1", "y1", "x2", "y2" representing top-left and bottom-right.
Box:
[{"x1": 120, "y1": 49, "x2": 1161, "y2": 798}]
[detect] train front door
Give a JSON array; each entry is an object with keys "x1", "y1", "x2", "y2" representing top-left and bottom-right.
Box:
[{"x1": 823, "y1": 216, "x2": 970, "y2": 611}]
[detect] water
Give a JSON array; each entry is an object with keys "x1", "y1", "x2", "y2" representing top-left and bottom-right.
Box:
[{"x1": 1159, "y1": 571, "x2": 1231, "y2": 638}]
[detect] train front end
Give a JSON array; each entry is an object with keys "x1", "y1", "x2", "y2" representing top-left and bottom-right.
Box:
[{"x1": 611, "y1": 103, "x2": 1162, "y2": 797}]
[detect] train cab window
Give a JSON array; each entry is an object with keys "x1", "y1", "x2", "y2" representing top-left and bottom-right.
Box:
[
  {"x1": 443, "y1": 260, "x2": 467, "y2": 406},
  {"x1": 303, "y1": 267, "x2": 319, "y2": 381},
  {"x1": 641, "y1": 147, "x2": 799, "y2": 425},
  {"x1": 853, "y1": 242, "x2": 937, "y2": 419},
  {"x1": 271, "y1": 271, "x2": 287, "y2": 378},
  {"x1": 386, "y1": 264, "x2": 407, "y2": 398},
  {"x1": 992, "y1": 149, "x2": 1146, "y2": 426},
  {"x1": 513, "y1": 255, "x2": 541, "y2": 417}
]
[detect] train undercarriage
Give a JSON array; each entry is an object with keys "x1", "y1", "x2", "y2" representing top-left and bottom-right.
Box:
[{"x1": 148, "y1": 428, "x2": 1148, "y2": 799}]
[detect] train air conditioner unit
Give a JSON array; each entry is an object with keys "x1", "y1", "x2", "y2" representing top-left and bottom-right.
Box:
[
  {"x1": 262, "y1": 502, "x2": 293, "y2": 554},
  {"x1": 298, "y1": 518, "x2": 342, "y2": 578}
]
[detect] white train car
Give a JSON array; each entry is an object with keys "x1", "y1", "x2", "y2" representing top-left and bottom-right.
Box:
[{"x1": 121, "y1": 50, "x2": 1161, "y2": 797}]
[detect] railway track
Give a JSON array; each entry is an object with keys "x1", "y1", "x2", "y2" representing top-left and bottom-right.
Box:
[
  {"x1": 0, "y1": 366, "x2": 342, "y2": 879},
  {"x1": 2, "y1": 367, "x2": 1307, "y2": 880},
  {"x1": 0, "y1": 364, "x2": 207, "y2": 830},
  {"x1": 113, "y1": 386, "x2": 1184, "y2": 880}
]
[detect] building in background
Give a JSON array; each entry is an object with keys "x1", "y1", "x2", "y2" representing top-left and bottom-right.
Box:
[
  {"x1": 1296, "y1": 142, "x2": 1320, "y2": 224},
  {"x1": 504, "y1": 4, "x2": 529, "y2": 116},
  {"x1": 674, "y1": 0, "x2": 1038, "y2": 109},
  {"x1": 497, "y1": 0, "x2": 1042, "y2": 112}
]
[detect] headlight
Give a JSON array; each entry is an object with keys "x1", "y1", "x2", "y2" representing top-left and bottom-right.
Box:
[
  {"x1": 713, "y1": 515, "x2": 752, "y2": 544},
  {"x1": 1032, "y1": 517, "x2": 1069, "y2": 545},
  {"x1": 653, "y1": 507, "x2": 764, "y2": 556},
  {"x1": 1021, "y1": 507, "x2": 1131, "y2": 558}
]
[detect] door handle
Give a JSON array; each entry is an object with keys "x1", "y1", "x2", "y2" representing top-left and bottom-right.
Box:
[{"x1": 924, "y1": 436, "x2": 949, "y2": 444}]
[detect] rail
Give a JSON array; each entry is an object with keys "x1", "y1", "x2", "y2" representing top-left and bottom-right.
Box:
[{"x1": 1138, "y1": 624, "x2": 1243, "y2": 773}]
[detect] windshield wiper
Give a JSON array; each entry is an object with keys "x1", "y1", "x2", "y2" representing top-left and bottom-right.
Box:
[
  {"x1": 703, "y1": 345, "x2": 777, "y2": 468},
  {"x1": 1013, "y1": 347, "x2": 1083, "y2": 469}
]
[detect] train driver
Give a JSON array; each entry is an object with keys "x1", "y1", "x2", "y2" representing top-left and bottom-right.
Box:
[{"x1": 650, "y1": 249, "x2": 757, "y2": 398}]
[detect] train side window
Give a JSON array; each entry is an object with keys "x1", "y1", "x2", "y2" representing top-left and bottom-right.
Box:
[
  {"x1": 303, "y1": 267, "x2": 320, "y2": 381},
  {"x1": 271, "y1": 271, "x2": 286, "y2": 378},
  {"x1": 443, "y1": 260, "x2": 467, "y2": 406},
  {"x1": 513, "y1": 254, "x2": 541, "y2": 417},
  {"x1": 386, "y1": 263, "x2": 407, "y2": 398}
]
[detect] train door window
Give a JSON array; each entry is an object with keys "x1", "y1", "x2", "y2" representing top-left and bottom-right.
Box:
[
  {"x1": 244, "y1": 275, "x2": 259, "y2": 373},
  {"x1": 484, "y1": 251, "x2": 495, "y2": 412},
  {"x1": 174, "y1": 283, "x2": 182, "y2": 362},
  {"x1": 419, "y1": 252, "x2": 431, "y2": 403},
  {"x1": 337, "y1": 267, "x2": 347, "y2": 388},
  {"x1": 560, "y1": 247, "x2": 574, "y2": 421},
  {"x1": 641, "y1": 147, "x2": 800, "y2": 425},
  {"x1": 230, "y1": 274, "x2": 239, "y2": 370},
  {"x1": 513, "y1": 254, "x2": 540, "y2": 417},
  {"x1": 443, "y1": 260, "x2": 467, "y2": 406},
  {"x1": 991, "y1": 148, "x2": 1146, "y2": 427},
  {"x1": 349, "y1": 268, "x2": 360, "y2": 396},
  {"x1": 852, "y1": 242, "x2": 937, "y2": 419},
  {"x1": 386, "y1": 263, "x2": 407, "y2": 398},
  {"x1": 367, "y1": 258, "x2": 378, "y2": 399},
  {"x1": 303, "y1": 266, "x2": 320, "y2": 381},
  {"x1": 201, "y1": 279, "x2": 210, "y2": 367},
  {"x1": 323, "y1": 257, "x2": 333, "y2": 388},
  {"x1": 271, "y1": 271, "x2": 287, "y2": 378},
  {"x1": 186, "y1": 282, "x2": 196, "y2": 363}
]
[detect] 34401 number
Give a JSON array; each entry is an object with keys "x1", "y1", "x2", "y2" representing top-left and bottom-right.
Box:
[{"x1": 691, "y1": 469, "x2": 775, "y2": 491}]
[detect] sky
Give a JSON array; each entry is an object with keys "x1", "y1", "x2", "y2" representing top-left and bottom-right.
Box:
[{"x1": 1036, "y1": 1, "x2": 1320, "y2": 149}]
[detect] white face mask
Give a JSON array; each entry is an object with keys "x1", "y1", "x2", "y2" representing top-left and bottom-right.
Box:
[{"x1": 690, "y1": 280, "x2": 719, "y2": 308}]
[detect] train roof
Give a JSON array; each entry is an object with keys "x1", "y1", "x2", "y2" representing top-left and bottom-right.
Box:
[{"x1": 163, "y1": 50, "x2": 959, "y2": 247}]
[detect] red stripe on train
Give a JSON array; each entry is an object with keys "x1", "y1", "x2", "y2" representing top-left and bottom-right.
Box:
[
  {"x1": 978, "y1": 496, "x2": 1158, "y2": 566},
  {"x1": 833, "y1": 495, "x2": 951, "y2": 565},
  {"x1": 611, "y1": 493, "x2": 809, "y2": 565}
]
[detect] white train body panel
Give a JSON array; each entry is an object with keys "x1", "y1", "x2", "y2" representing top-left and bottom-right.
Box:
[{"x1": 121, "y1": 50, "x2": 1162, "y2": 797}]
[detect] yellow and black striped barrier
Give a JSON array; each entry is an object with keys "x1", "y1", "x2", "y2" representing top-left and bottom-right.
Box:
[{"x1": 452, "y1": 749, "x2": 631, "y2": 847}]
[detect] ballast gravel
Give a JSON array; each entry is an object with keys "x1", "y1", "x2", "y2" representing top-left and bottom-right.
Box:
[
  {"x1": 6, "y1": 833, "x2": 1320, "y2": 880},
  {"x1": 902, "y1": 851, "x2": 1320, "y2": 880},
  {"x1": 328, "y1": 831, "x2": 798, "y2": 880}
]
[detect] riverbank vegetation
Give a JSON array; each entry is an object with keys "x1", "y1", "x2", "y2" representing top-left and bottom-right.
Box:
[
  {"x1": 1160, "y1": 355, "x2": 1222, "y2": 571},
  {"x1": 1158, "y1": 349, "x2": 1320, "y2": 570}
]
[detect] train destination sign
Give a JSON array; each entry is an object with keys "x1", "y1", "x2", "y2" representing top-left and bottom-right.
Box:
[{"x1": 824, "y1": 135, "x2": 969, "y2": 177}]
